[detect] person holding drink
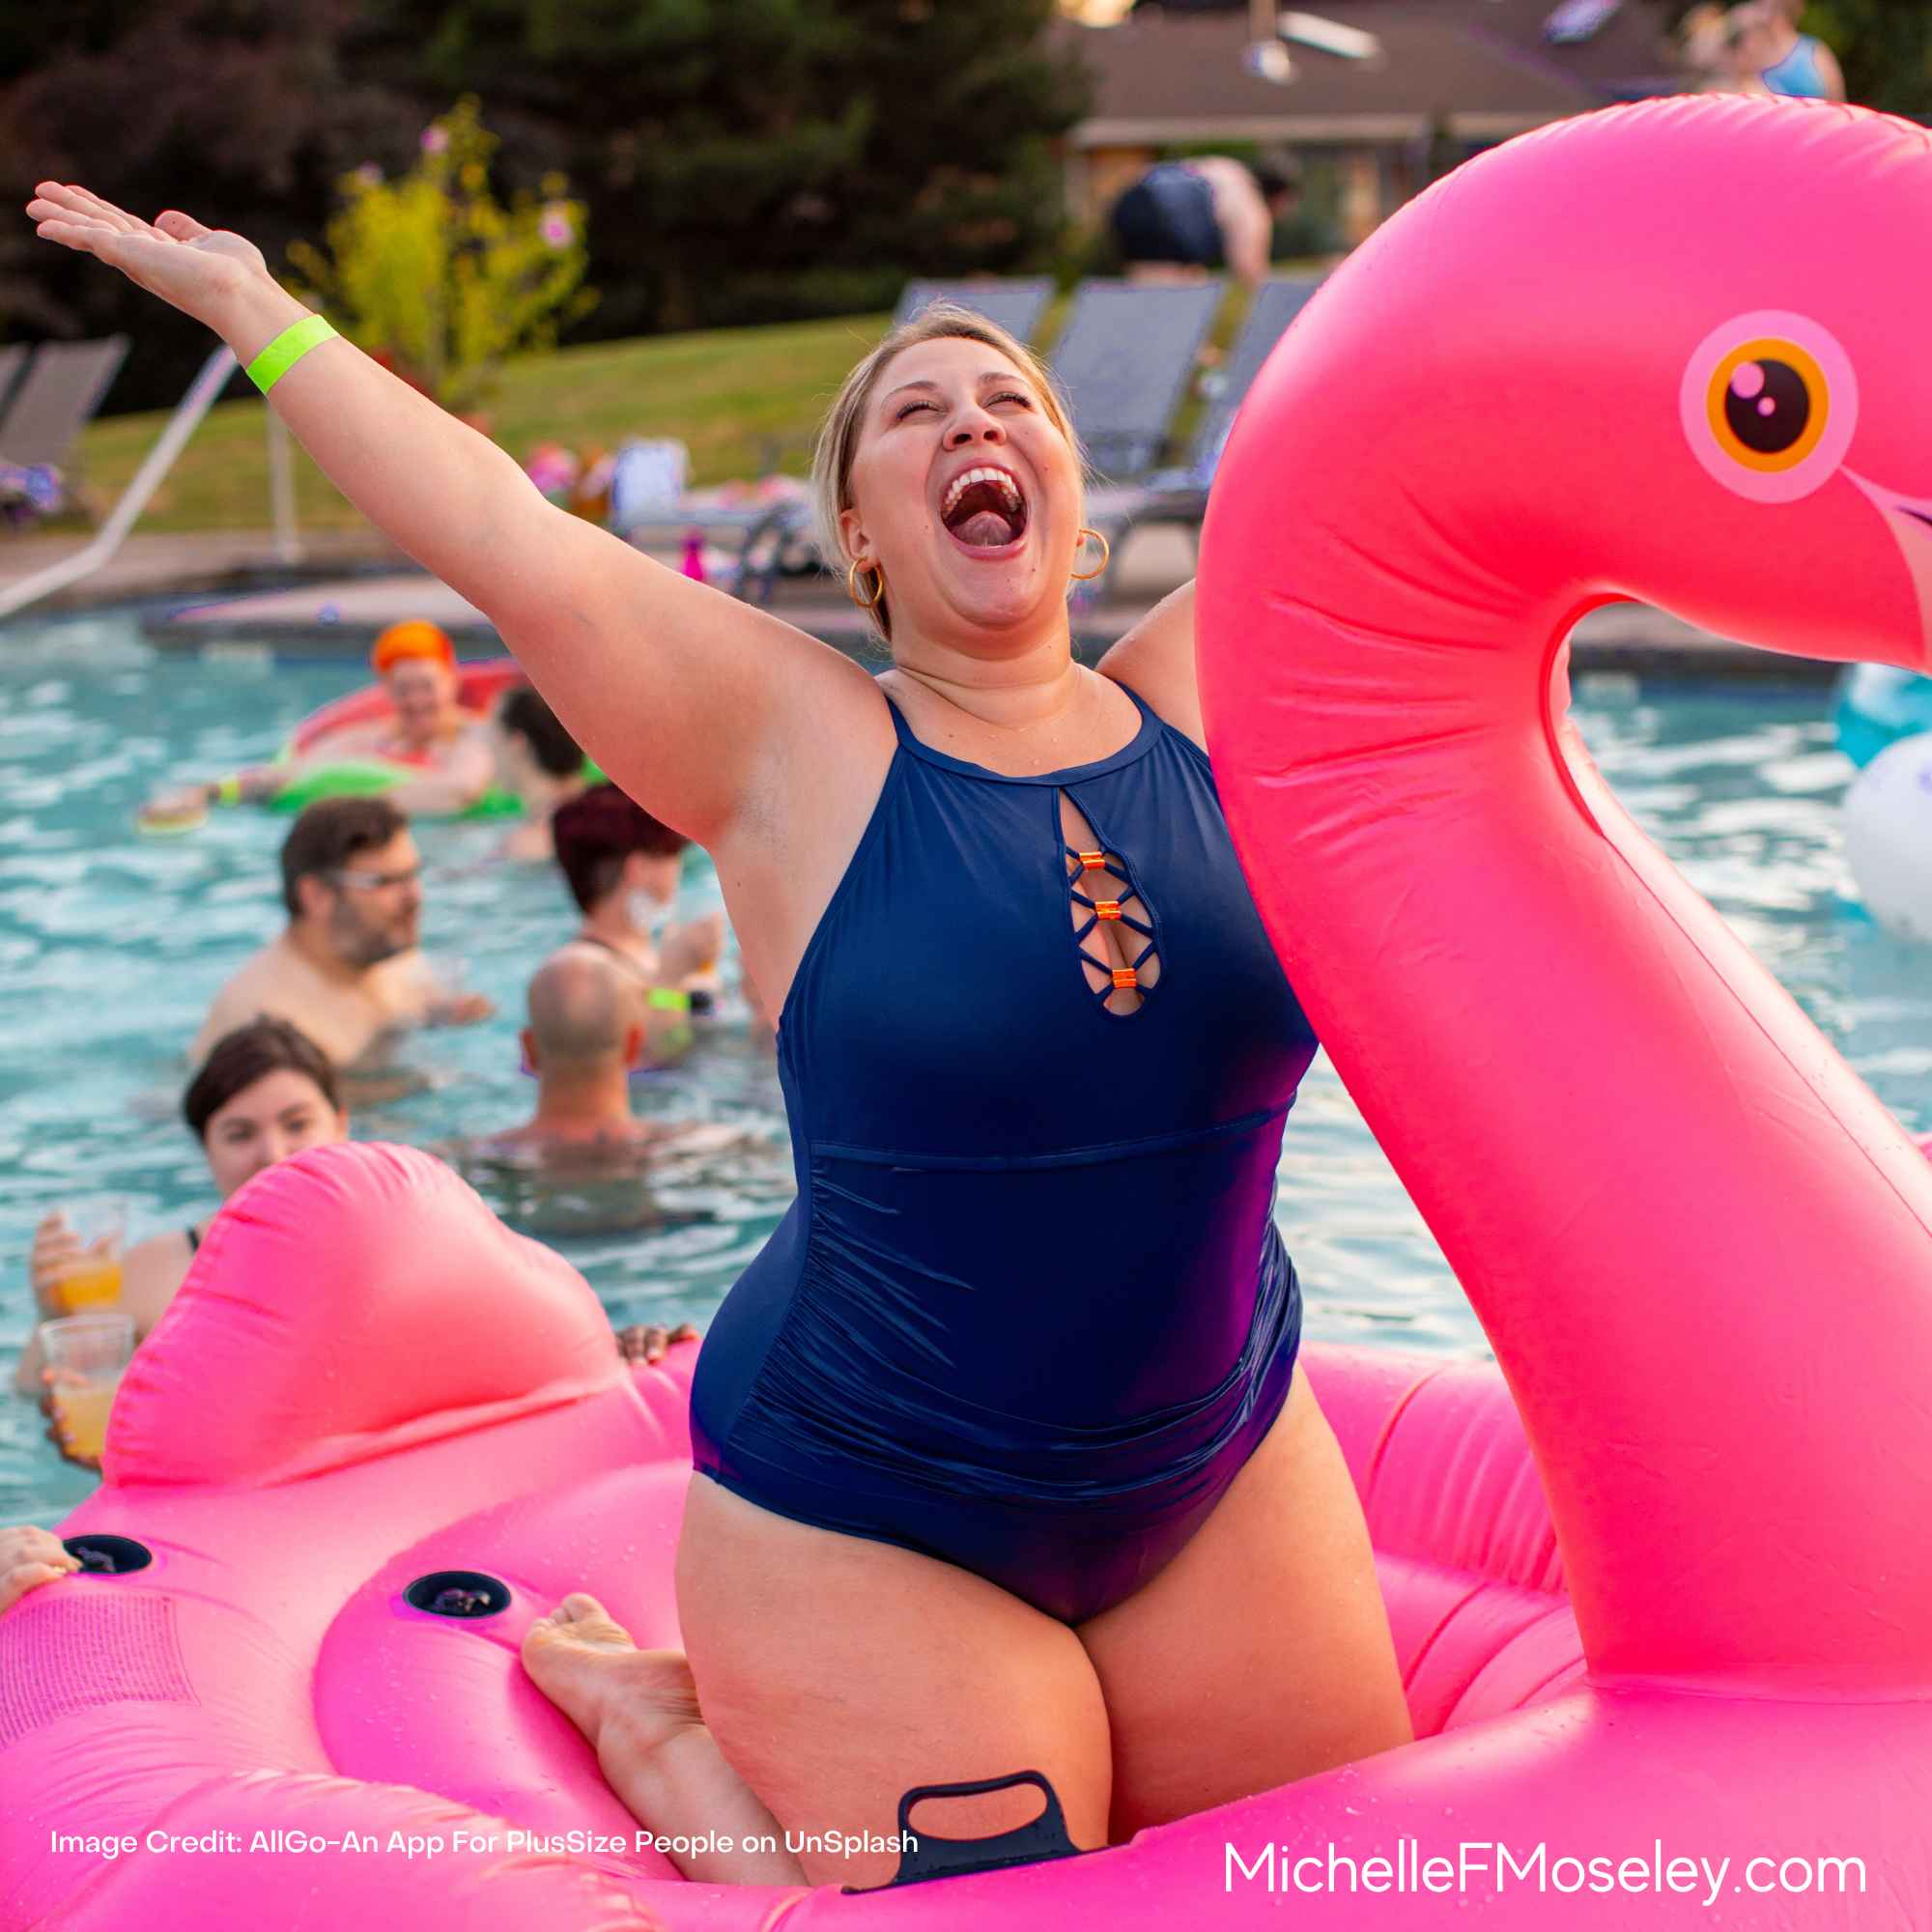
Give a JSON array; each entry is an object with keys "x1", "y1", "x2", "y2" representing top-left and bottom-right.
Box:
[
  {"x1": 28, "y1": 1203, "x2": 138, "y2": 1466},
  {"x1": 23, "y1": 179, "x2": 1409, "y2": 1887},
  {"x1": 35, "y1": 1311, "x2": 136, "y2": 1464},
  {"x1": 33, "y1": 1197, "x2": 128, "y2": 1313},
  {"x1": 14, "y1": 1011, "x2": 700, "y2": 1467},
  {"x1": 14, "y1": 1019, "x2": 351, "y2": 1429}
]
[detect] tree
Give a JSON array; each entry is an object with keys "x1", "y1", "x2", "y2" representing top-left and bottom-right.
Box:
[
  {"x1": 0, "y1": 1, "x2": 1092, "y2": 411},
  {"x1": 1800, "y1": 0, "x2": 1932, "y2": 114},
  {"x1": 1661, "y1": 0, "x2": 1932, "y2": 114},
  {"x1": 0, "y1": 0, "x2": 417, "y2": 406},
  {"x1": 285, "y1": 97, "x2": 595, "y2": 413},
  {"x1": 340, "y1": 0, "x2": 1091, "y2": 334}
]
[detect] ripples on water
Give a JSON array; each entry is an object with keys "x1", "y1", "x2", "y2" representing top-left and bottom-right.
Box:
[{"x1": 3, "y1": 618, "x2": 1926, "y2": 1521}]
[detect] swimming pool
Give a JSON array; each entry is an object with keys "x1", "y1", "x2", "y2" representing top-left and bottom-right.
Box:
[{"x1": 4, "y1": 611, "x2": 1926, "y2": 1523}]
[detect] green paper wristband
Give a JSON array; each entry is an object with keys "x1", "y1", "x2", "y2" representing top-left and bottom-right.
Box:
[
  {"x1": 645, "y1": 986, "x2": 694, "y2": 1014},
  {"x1": 244, "y1": 315, "x2": 338, "y2": 394}
]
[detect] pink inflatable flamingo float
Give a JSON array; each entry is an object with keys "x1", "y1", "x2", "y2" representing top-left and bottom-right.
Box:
[
  {"x1": 1198, "y1": 88, "x2": 1932, "y2": 1915},
  {"x1": 4, "y1": 95, "x2": 1930, "y2": 1930}
]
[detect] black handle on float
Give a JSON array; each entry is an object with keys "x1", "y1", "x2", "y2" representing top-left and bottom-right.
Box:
[{"x1": 845, "y1": 1770, "x2": 1087, "y2": 1892}]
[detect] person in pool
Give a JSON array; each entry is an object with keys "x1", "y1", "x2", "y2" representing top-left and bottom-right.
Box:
[
  {"x1": 553, "y1": 782, "x2": 730, "y2": 1033},
  {"x1": 189, "y1": 797, "x2": 492, "y2": 1071},
  {"x1": 144, "y1": 620, "x2": 497, "y2": 822},
  {"x1": 491, "y1": 686, "x2": 589, "y2": 863},
  {"x1": 28, "y1": 184, "x2": 1411, "y2": 1888},
  {"x1": 14, "y1": 1009, "x2": 696, "y2": 1462},
  {"x1": 469, "y1": 947, "x2": 733, "y2": 1160},
  {"x1": 15, "y1": 1016, "x2": 350, "y2": 1437}
]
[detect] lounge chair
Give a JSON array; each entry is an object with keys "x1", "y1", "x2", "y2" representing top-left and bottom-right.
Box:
[
  {"x1": 0, "y1": 335, "x2": 130, "y2": 526},
  {"x1": 758, "y1": 279, "x2": 1227, "y2": 603},
  {"x1": 1047, "y1": 279, "x2": 1227, "y2": 482},
  {"x1": 615, "y1": 280, "x2": 1223, "y2": 606},
  {"x1": 0, "y1": 344, "x2": 30, "y2": 418},
  {"x1": 605, "y1": 435, "x2": 818, "y2": 605},
  {"x1": 1082, "y1": 276, "x2": 1325, "y2": 579},
  {"x1": 893, "y1": 277, "x2": 1055, "y2": 343}
]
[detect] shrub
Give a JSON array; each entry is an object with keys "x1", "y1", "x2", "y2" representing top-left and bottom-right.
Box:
[{"x1": 285, "y1": 96, "x2": 596, "y2": 414}]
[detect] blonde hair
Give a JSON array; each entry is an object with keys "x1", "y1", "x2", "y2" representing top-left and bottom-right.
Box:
[{"x1": 811, "y1": 302, "x2": 1085, "y2": 641}]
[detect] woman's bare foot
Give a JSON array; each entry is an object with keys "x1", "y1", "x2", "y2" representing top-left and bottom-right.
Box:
[
  {"x1": 521, "y1": 1591, "x2": 803, "y2": 1887},
  {"x1": 523, "y1": 1592, "x2": 704, "y2": 1763}
]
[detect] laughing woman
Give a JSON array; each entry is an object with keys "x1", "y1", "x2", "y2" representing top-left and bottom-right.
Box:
[{"x1": 26, "y1": 183, "x2": 1410, "y2": 1886}]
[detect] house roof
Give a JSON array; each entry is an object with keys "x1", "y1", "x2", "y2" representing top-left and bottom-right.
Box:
[{"x1": 1059, "y1": 0, "x2": 1688, "y2": 145}]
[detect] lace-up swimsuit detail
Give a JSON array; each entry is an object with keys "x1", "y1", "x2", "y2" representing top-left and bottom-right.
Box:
[{"x1": 690, "y1": 683, "x2": 1320, "y2": 1624}]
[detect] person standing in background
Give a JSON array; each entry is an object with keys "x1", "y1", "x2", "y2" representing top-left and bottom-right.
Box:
[
  {"x1": 1744, "y1": 0, "x2": 1846, "y2": 101},
  {"x1": 1683, "y1": 1, "x2": 1846, "y2": 100},
  {"x1": 1108, "y1": 154, "x2": 1300, "y2": 293}
]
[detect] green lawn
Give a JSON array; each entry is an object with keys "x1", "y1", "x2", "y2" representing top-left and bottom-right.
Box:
[
  {"x1": 60, "y1": 310, "x2": 896, "y2": 536},
  {"x1": 55, "y1": 275, "x2": 1306, "y2": 537}
]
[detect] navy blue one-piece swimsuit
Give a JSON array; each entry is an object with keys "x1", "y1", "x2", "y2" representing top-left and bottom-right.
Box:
[{"x1": 690, "y1": 683, "x2": 1320, "y2": 1624}]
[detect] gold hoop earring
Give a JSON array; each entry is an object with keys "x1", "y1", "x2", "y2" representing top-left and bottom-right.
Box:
[
  {"x1": 1069, "y1": 527, "x2": 1111, "y2": 582},
  {"x1": 847, "y1": 559, "x2": 886, "y2": 610}
]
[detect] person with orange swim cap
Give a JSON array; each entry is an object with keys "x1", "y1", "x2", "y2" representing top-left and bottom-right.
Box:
[
  {"x1": 342, "y1": 618, "x2": 497, "y2": 810},
  {"x1": 369, "y1": 617, "x2": 455, "y2": 675},
  {"x1": 141, "y1": 617, "x2": 496, "y2": 822}
]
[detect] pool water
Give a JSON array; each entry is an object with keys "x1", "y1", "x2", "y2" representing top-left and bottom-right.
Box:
[{"x1": 4, "y1": 614, "x2": 1928, "y2": 1523}]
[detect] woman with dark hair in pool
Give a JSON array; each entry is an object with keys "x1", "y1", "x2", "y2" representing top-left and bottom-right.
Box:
[
  {"x1": 16, "y1": 1017, "x2": 350, "y2": 1417},
  {"x1": 553, "y1": 782, "x2": 728, "y2": 1035},
  {"x1": 14, "y1": 1015, "x2": 694, "y2": 1463},
  {"x1": 491, "y1": 686, "x2": 591, "y2": 862},
  {"x1": 26, "y1": 184, "x2": 1411, "y2": 1887}
]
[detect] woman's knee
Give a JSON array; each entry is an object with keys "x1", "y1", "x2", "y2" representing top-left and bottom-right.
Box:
[
  {"x1": 1078, "y1": 1368, "x2": 1410, "y2": 1836},
  {"x1": 674, "y1": 1478, "x2": 1115, "y2": 1886}
]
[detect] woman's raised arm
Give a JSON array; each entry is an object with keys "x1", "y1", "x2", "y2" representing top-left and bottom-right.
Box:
[{"x1": 26, "y1": 185, "x2": 863, "y2": 847}]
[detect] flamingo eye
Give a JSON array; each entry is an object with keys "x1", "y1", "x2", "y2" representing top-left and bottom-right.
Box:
[
  {"x1": 1680, "y1": 311, "x2": 1857, "y2": 503},
  {"x1": 1714, "y1": 347, "x2": 1818, "y2": 462}
]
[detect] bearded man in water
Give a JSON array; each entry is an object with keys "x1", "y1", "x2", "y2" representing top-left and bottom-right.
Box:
[{"x1": 189, "y1": 796, "x2": 491, "y2": 1070}]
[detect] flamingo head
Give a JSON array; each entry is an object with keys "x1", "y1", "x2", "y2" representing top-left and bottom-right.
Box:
[{"x1": 1234, "y1": 97, "x2": 1932, "y2": 673}]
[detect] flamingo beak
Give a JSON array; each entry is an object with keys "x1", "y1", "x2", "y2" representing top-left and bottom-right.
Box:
[{"x1": 1844, "y1": 469, "x2": 1932, "y2": 670}]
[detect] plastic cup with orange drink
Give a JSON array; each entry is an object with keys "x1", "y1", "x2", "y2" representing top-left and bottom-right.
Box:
[
  {"x1": 37, "y1": 1310, "x2": 136, "y2": 1464},
  {"x1": 48, "y1": 1198, "x2": 128, "y2": 1312}
]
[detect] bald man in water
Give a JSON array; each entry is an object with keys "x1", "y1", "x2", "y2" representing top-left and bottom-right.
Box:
[{"x1": 474, "y1": 947, "x2": 740, "y2": 1158}]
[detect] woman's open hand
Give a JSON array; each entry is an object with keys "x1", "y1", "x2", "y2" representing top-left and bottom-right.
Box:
[{"x1": 25, "y1": 184, "x2": 267, "y2": 330}]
